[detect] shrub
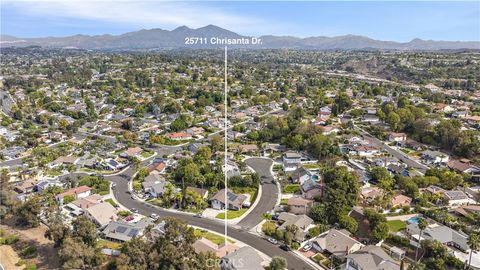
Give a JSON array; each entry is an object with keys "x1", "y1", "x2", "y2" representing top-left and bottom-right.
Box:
[
  {"x1": 262, "y1": 221, "x2": 277, "y2": 236},
  {"x1": 386, "y1": 235, "x2": 410, "y2": 247},
  {"x1": 25, "y1": 263, "x2": 37, "y2": 270},
  {"x1": 20, "y1": 246, "x2": 37, "y2": 257},
  {"x1": 0, "y1": 234, "x2": 19, "y2": 245}
]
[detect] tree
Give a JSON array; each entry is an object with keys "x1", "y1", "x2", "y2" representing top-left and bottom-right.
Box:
[
  {"x1": 468, "y1": 233, "x2": 479, "y2": 269},
  {"x1": 0, "y1": 169, "x2": 14, "y2": 217},
  {"x1": 262, "y1": 221, "x2": 277, "y2": 236},
  {"x1": 72, "y1": 216, "x2": 98, "y2": 247},
  {"x1": 15, "y1": 196, "x2": 41, "y2": 228},
  {"x1": 270, "y1": 256, "x2": 287, "y2": 270},
  {"x1": 339, "y1": 214, "x2": 358, "y2": 234},
  {"x1": 387, "y1": 111, "x2": 401, "y2": 131},
  {"x1": 308, "y1": 203, "x2": 327, "y2": 223},
  {"x1": 174, "y1": 158, "x2": 204, "y2": 208},
  {"x1": 116, "y1": 238, "x2": 149, "y2": 270},
  {"x1": 372, "y1": 222, "x2": 389, "y2": 241},
  {"x1": 415, "y1": 218, "x2": 429, "y2": 264}
]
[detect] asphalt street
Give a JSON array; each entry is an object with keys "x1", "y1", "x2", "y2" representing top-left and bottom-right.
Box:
[
  {"x1": 354, "y1": 125, "x2": 428, "y2": 174},
  {"x1": 105, "y1": 162, "x2": 315, "y2": 270},
  {"x1": 237, "y1": 158, "x2": 279, "y2": 230}
]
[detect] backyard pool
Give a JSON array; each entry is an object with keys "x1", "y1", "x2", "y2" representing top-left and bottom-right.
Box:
[{"x1": 407, "y1": 217, "x2": 420, "y2": 224}]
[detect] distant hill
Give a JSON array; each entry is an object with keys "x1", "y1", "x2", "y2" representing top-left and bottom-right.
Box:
[{"x1": 2, "y1": 25, "x2": 479, "y2": 51}]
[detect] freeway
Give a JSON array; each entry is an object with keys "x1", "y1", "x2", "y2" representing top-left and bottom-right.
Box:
[
  {"x1": 105, "y1": 167, "x2": 315, "y2": 270},
  {"x1": 237, "y1": 158, "x2": 279, "y2": 230}
]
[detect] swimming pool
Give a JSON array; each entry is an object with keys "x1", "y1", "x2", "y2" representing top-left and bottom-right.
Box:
[{"x1": 408, "y1": 217, "x2": 420, "y2": 224}]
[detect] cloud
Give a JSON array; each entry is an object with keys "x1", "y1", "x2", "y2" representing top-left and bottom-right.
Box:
[{"x1": 2, "y1": 0, "x2": 278, "y2": 35}]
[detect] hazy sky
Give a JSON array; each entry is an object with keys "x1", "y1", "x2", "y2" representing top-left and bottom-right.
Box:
[{"x1": 2, "y1": 1, "x2": 479, "y2": 42}]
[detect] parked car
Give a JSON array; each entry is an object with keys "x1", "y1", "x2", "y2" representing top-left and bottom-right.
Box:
[
  {"x1": 194, "y1": 213, "x2": 203, "y2": 218},
  {"x1": 280, "y1": 244, "x2": 291, "y2": 251},
  {"x1": 111, "y1": 183, "x2": 116, "y2": 190},
  {"x1": 267, "y1": 238, "x2": 278, "y2": 245},
  {"x1": 302, "y1": 243, "x2": 312, "y2": 252},
  {"x1": 131, "y1": 208, "x2": 138, "y2": 213},
  {"x1": 150, "y1": 213, "x2": 159, "y2": 220}
]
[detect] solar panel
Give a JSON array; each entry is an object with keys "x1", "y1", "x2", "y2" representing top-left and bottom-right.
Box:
[
  {"x1": 127, "y1": 229, "x2": 139, "y2": 237},
  {"x1": 116, "y1": 226, "x2": 127, "y2": 233}
]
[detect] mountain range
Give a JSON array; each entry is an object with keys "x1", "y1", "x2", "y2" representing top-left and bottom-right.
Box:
[{"x1": 1, "y1": 25, "x2": 479, "y2": 51}]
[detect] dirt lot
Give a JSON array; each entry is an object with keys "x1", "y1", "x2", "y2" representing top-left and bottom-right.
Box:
[
  {"x1": 1, "y1": 217, "x2": 60, "y2": 269},
  {"x1": 0, "y1": 245, "x2": 25, "y2": 270}
]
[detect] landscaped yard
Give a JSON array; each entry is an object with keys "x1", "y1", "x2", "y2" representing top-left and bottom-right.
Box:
[
  {"x1": 282, "y1": 184, "x2": 300, "y2": 194},
  {"x1": 97, "y1": 239, "x2": 122, "y2": 250},
  {"x1": 194, "y1": 229, "x2": 234, "y2": 245},
  {"x1": 105, "y1": 198, "x2": 118, "y2": 207},
  {"x1": 280, "y1": 198, "x2": 288, "y2": 205},
  {"x1": 387, "y1": 220, "x2": 407, "y2": 232},
  {"x1": 231, "y1": 186, "x2": 258, "y2": 204},
  {"x1": 141, "y1": 150, "x2": 155, "y2": 159},
  {"x1": 215, "y1": 208, "x2": 248, "y2": 219}
]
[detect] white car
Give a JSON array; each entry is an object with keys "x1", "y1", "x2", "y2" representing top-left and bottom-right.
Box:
[
  {"x1": 150, "y1": 213, "x2": 159, "y2": 220},
  {"x1": 267, "y1": 238, "x2": 278, "y2": 245},
  {"x1": 302, "y1": 244, "x2": 312, "y2": 252}
]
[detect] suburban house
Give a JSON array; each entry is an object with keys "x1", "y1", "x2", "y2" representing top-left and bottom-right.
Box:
[
  {"x1": 443, "y1": 190, "x2": 471, "y2": 206},
  {"x1": 421, "y1": 150, "x2": 449, "y2": 164},
  {"x1": 147, "y1": 162, "x2": 167, "y2": 174},
  {"x1": 239, "y1": 144, "x2": 258, "y2": 154},
  {"x1": 166, "y1": 132, "x2": 192, "y2": 141},
  {"x1": 209, "y1": 189, "x2": 247, "y2": 211},
  {"x1": 406, "y1": 222, "x2": 469, "y2": 251},
  {"x1": 193, "y1": 237, "x2": 239, "y2": 258},
  {"x1": 353, "y1": 145, "x2": 380, "y2": 157},
  {"x1": 361, "y1": 186, "x2": 384, "y2": 204},
  {"x1": 262, "y1": 143, "x2": 287, "y2": 156},
  {"x1": 186, "y1": 186, "x2": 209, "y2": 199},
  {"x1": 346, "y1": 245, "x2": 400, "y2": 270},
  {"x1": 220, "y1": 246, "x2": 265, "y2": 270},
  {"x1": 389, "y1": 194, "x2": 412, "y2": 208},
  {"x1": 102, "y1": 219, "x2": 153, "y2": 242},
  {"x1": 84, "y1": 202, "x2": 118, "y2": 228},
  {"x1": 283, "y1": 151, "x2": 317, "y2": 172},
  {"x1": 277, "y1": 212, "x2": 314, "y2": 242},
  {"x1": 287, "y1": 196, "x2": 314, "y2": 215},
  {"x1": 55, "y1": 186, "x2": 92, "y2": 205},
  {"x1": 122, "y1": 147, "x2": 143, "y2": 158},
  {"x1": 311, "y1": 229, "x2": 364, "y2": 259},
  {"x1": 143, "y1": 177, "x2": 169, "y2": 198},
  {"x1": 301, "y1": 178, "x2": 325, "y2": 200},
  {"x1": 283, "y1": 151, "x2": 303, "y2": 172},
  {"x1": 14, "y1": 179, "x2": 36, "y2": 194},
  {"x1": 388, "y1": 132, "x2": 407, "y2": 143},
  {"x1": 50, "y1": 155, "x2": 79, "y2": 168},
  {"x1": 291, "y1": 166, "x2": 319, "y2": 184}
]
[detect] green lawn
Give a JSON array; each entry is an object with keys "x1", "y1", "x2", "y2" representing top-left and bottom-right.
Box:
[
  {"x1": 231, "y1": 186, "x2": 258, "y2": 204},
  {"x1": 282, "y1": 184, "x2": 300, "y2": 194},
  {"x1": 387, "y1": 220, "x2": 407, "y2": 232},
  {"x1": 303, "y1": 163, "x2": 320, "y2": 169},
  {"x1": 46, "y1": 169, "x2": 61, "y2": 176},
  {"x1": 194, "y1": 229, "x2": 235, "y2": 245},
  {"x1": 97, "y1": 239, "x2": 122, "y2": 250},
  {"x1": 141, "y1": 150, "x2": 155, "y2": 158},
  {"x1": 105, "y1": 198, "x2": 118, "y2": 207},
  {"x1": 216, "y1": 208, "x2": 248, "y2": 219},
  {"x1": 280, "y1": 198, "x2": 289, "y2": 205}
]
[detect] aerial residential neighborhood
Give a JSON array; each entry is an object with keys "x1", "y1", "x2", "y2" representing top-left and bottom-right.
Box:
[{"x1": 1, "y1": 1, "x2": 480, "y2": 270}]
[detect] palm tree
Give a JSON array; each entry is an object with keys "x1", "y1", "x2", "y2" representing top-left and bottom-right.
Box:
[
  {"x1": 415, "y1": 218, "x2": 428, "y2": 264},
  {"x1": 468, "y1": 233, "x2": 479, "y2": 269}
]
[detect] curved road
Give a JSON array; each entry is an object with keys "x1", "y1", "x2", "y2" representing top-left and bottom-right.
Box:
[
  {"x1": 105, "y1": 159, "x2": 314, "y2": 270},
  {"x1": 237, "y1": 158, "x2": 279, "y2": 230}
]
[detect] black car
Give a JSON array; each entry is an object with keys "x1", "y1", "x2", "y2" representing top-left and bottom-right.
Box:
[{"x1": 279, "y1": 244, "x2": 291, "y2": 251}]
